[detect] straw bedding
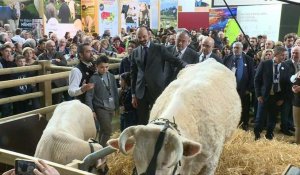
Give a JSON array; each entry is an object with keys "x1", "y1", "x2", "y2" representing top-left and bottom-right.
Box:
[{"x1": 107, "y1": 130, "x2": 300, "y2": 175}]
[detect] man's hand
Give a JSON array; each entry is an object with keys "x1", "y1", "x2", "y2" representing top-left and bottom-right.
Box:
[
  {"x1": 292, "y1": 85, "x2": 300, "y2": 93},
  {"x1": 257, "y1": 96, "x2": 264, "y2": 104},
  {"x1": 93, "y1": 112, "x2": 97, "y2": 120},
  {"x1": 81, "y1": 80, "x2": 95, "y2": 93},
  {"x1": 276, "y1": 100, "x2": 284, "y2": 106},
  {"x1": 132, "y1": 96, "x2": 138, "y2": 108},
  {"x1": 2, "y1": 169, "x2": 15, "y2": 175}
]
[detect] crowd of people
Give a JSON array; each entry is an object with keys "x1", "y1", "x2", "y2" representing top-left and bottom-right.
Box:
[{"x1": 1, "y1": 22, "x2": 300, "y2": 145}]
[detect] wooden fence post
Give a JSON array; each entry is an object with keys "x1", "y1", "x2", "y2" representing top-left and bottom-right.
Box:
[{"x1": 38, "y1": 61, "x2": 52, "y2": 109}]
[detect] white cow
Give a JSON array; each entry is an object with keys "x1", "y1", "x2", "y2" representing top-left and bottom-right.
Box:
[
  {"x1": 34, "y1": 100, "x2": 102, "y2": 165},
  {"x1": 108, "y1": 59, "x2": 241, "y2": 175}
]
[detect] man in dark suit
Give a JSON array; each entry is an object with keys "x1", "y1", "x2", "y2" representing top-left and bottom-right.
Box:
[
  {"x1": 223, "y1": 42, "x2": 254, "y2": 131},
  {"x1": 254, "y1": 46, "x2": 290, "y2": 140},
  {"x1": 284, "y1": 46, "x2": 300, "y2": 135},
  {"x1": 131, "y1": 27, "x2": 187, "y2": 125},
  {"x1": 166, "y1": 31, "x2": 199, "y2": 83},
  {"x1": 198, "y1": 37, "x2": 222, "y2": 63}
]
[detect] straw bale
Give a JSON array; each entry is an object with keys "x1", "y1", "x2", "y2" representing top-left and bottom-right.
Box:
[
  {"x1": 216, "y1": 129, "x2": 300, "y2": 175},
  {"x1": 107, "y1": 130, "x2": 300, "y2": 175}
]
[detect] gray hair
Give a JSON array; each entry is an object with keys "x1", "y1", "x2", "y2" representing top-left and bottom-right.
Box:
[
  {"x1": 233, "y1": 42, "x2": 243, "y2": 48},
  {"x1": 23, "y1": 38, "x2": 37, "y2": 48},
  {"x1": 0, "y1": 32, "x2": 8, "y2": 43},
  {"x1": 273, "y1": 46, "x2": 287, "y2": 56}
]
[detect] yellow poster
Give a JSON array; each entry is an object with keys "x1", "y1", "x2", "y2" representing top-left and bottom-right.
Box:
[{"x1": 81, "y1": 0, "x2": 98, "y2": 34}]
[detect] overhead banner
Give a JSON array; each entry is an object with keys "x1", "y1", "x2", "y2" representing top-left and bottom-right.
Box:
[
  {"x1": 212, "y1": 0, "x2": 285, "y2": 7},
  {"x1": 121, "y1": 0, "x2": 139, "y2": 31},
  {"x1": 0, "y1": 1, "x2": 43, "y2": 38},
  {"x1": 179, "y1": 0, "x2": 210, "y2": 12},
  {"x1": 160, "y1": 0, "x2": 178, "y2": 29},
  {"x1": 150, "y1": 0, "x2": 159, "y2": 29},
  {"x1": 224, "y1": 19, "x2": 240, "y2": 45},
  {"x1": 138, "y1": 0, "x2": 150, "y2": 27},
  {"x1": 237, "y1": 4, "x2": 282, "y2": 41},
  {"x1": 195, "y1": 0, "x2": 211, "y2": 12},
  {"x1": 178, "y1": 12, "x2": 209, "y2": 30},
  {"x1": 99, "y1": 0, "x2": 118, "y2": 36},
  {"x1": 209, "y1": 7, "x2": 237, "y2": 31},
  {"x1": 81, "y1": 0, "x2": 98, "y2": 34},
  {"x1": 44, "y1": 0, "x2": 82, "y2": 38}
]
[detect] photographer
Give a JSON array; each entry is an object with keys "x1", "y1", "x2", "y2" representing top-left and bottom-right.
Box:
[{"x1": 2, "y1": 159, "x2": 60, "y2": 175}]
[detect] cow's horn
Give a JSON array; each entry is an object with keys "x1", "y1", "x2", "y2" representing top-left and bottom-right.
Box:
[{"x1": 119, "y1": 126, "x2": 136, "y2": 155}]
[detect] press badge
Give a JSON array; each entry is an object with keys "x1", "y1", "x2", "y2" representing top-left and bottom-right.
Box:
[{"x1": 104, "y1": 97, "x2": 115, "y2": 110}]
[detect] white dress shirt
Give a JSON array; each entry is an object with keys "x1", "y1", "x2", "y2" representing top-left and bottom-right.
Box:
[
  {"x1": 68, "y1": 61, "x2": 93, "y2": 97},
  {"x1": 199, "y1": 52, "x2": 212, "y2": 62}
]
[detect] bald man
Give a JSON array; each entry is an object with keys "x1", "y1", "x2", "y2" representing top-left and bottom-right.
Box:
[
  {"x1": 285, "y1": 46, "x2": 300, "y2": 136},
  {"x1": 165, "y1": 31, "x2": 199, "y2": 83},
  {"x1": 199, "y1": 37, "x2": 222, "y2": 63},
  {"x1": 131, "y1": 26, "x2": 187, "y2": 125}
]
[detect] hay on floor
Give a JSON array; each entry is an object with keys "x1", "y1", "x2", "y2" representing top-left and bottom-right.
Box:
[{"x1": 107, "y1": 130, "x2": 300, "y2": 175}]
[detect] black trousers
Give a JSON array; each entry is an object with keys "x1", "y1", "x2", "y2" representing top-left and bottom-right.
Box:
[
  {"x1": 239, "y1": 93, "x2": 251, "y2": 126},
  {"x1": 136, "y1": 88, "x2": 155, "y2": 125}
]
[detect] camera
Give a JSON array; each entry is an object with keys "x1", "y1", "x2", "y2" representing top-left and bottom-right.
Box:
[{"x1": 15, "y1": 159, "x2": 37, "y2": 175}]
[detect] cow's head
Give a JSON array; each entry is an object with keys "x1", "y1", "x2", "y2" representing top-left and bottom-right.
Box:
[{"x1": 108, "y1": 122, "x2": 201, "y2": 175}]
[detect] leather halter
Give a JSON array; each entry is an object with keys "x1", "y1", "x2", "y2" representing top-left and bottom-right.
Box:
[
  {"x1": 88, "y1": 139, "x2": 98, "y2": 172},
  {"x1": 138, "y1": 118, "x2": 181, "y2": 175}
]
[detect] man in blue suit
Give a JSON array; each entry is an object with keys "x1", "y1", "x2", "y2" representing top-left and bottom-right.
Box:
[
  {"x1": 254, "y1": 46, "x2": 290, "y2": 140},
  {"x1": 223, "y1": 42, "x2": 254, "y2": 131}
]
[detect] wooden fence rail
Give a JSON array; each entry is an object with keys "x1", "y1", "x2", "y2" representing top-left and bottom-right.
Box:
[
  {"x1": 0, "y1": 60, "x2": 121, "y2": 114},
  {"x1": 0, "y1": 71, "x2": 70, "y2": 90},
  {"x1": 0, "y1": 65, "x2": 42, "y2": 76}
]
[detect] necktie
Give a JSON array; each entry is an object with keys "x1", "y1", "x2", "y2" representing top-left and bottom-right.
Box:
[
  {"x1": 273, "y1": 64, "x2": 279, "y2": 92},
  {"x1": 288, "y1": 48, "x2": 292, "y2": 59},
  {"x1": 236, "y1": 57, "x2": 243, "y2": 83},
  {"x1": 176, "y1": 51, "x2": 182, "y2": 58},
  {"x1": 143, "y1": 46, "x2": 148, "y2": 68}
]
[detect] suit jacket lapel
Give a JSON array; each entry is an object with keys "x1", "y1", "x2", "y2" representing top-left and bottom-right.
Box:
[
  {"x1": 138, "y1": 45, "x2": 142, "y2": 62},
  {"x1": 270, "y1": 60, "x2": 274, "y2": 80},
  {"x1": 242, "y1": 56, "x2": 247, "y2": 75},
  {"x1": 172, "y1": 46, "x2": 176, "y2": 55},
  {"x1": 145, "y1": 43, "x2": 153, "y2": 69}
]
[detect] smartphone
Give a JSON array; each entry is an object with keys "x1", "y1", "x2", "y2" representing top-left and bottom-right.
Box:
[{"x1": 15, "y1": 159, "x2": 37, "y2": 175}]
